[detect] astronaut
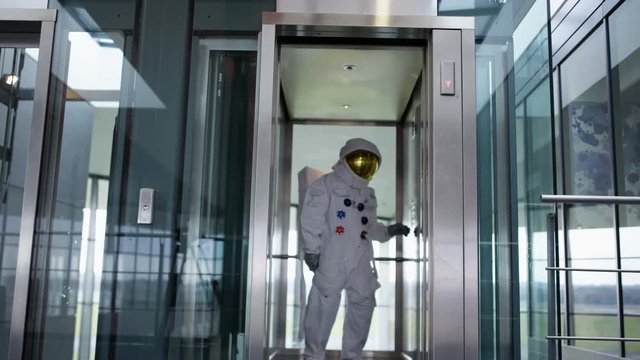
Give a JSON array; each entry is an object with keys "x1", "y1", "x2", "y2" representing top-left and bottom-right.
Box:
[{"x1": 300, "y1": 138, "x2": 410, "y2": 360}]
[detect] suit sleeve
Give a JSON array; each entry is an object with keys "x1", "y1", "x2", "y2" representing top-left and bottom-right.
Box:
[
  {"x1": 367, "y1": 188, "x2": 392, "y2": 242},
  {"x1": 300, "y1": 177, "x2": 330, "y2": 255},
  {"x1": 370, "y1": 222, "x2": 391, "y2": 243}
]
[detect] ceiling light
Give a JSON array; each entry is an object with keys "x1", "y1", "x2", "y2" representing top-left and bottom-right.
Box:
[
  {"x1": 1, "y1": 74, "x2": 18, "y2": 86},
  {"x1": 342, "y1": 104, "x2": 351, "y2": 109},
  {"x1": 343, "y1": 64, "x2": 357, "y2": 71}
]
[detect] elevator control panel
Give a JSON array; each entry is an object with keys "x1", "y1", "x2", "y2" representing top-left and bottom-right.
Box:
[
  {"x1": 440, "y1": 60, "x2": 455, "y2": 96},
  {"x1": 137, "y1": 188, "x2": 154, "y2": 224}
]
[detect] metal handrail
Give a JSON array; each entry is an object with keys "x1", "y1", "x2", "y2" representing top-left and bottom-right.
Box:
[
  {"x1": 542, "y1": 193, "x2": 640, "y2": 358},
  {"x1": 547, "y1": 336, "x2": 640, "y2": 342},
  {"x1": 541, "y1": 194, "x2": 640, "y2": 204},
  {"x1": 270, "y1": 254, "x2": 423, "y2": 262},
  {"x1": 547, "y1": 267, "x2": 640, "y2": 273}
]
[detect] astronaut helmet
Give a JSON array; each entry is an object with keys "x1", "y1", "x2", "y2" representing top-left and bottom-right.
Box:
[{"x1": 339, "y1": 138, "x2": 381, "y2": 181}]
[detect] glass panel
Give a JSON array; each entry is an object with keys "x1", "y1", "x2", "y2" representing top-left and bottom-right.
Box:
[
  {"x1": 281, "y1": 258, "x2": 397, "y2": 353},
  {"x1": 476, "y1": 53, "x2": 498, "y2": 360},
  {"x1": 364, "y1": 260, "x2": 395, "y2": 351},
  {"x1": 0, "y1": 46, "x2": 38, "y2": 360},
  {"x1": 516, "y1": 81, "x2": 554, "y2": 360},
  {"x1": 319, "y1": 261, "x2": 396, "y2": 352},
  {"x1": 610, "y1": 0, "x2": 640, "y2": 357},
  {"x1": 401, "y1": 259, "x2": 420, "y2": 352},
  {"x1": 26, "y1": 1, "x2": 261, "y2": 357},
  {"x1": 185, "y1": 47, "x2": 256, "y2": 358},
  {"x1": 549, "y1": 0, "x2": 567, "y2": 18},
  {"x1": 515, "y1": 103, "x2": 528, "y2": 357},
  {"x1": 400, "y1": 80, "x2": 423, "y2": 356},
  {"x1": 560, "y1": 25, "x2": 619, "y2": 355},
  {"x1": 26, "y1": 30, "x2": 127, "y2": 360},
  {"x1": 460, "y1": 0, "x2": 554, "y2": 356},
  {"x1": 505, "y1": 2, "x2": 555, "y2": 359}
]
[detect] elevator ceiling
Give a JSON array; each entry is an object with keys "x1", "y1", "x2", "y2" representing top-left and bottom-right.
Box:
[{"x1": 280, "y1": 45, "x2": 423, "y2": 122}]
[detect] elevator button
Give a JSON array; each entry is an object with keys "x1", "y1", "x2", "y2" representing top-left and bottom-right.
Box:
[
  {"x1": 137, "y1": 188, "x2": 154, "y2": 224},
  {"x1": 440, "y1": 60, "x2": 455, "y2": 96}
]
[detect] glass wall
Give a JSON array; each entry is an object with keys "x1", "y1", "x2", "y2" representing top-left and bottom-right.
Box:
[
  {"x1": 611, "y1": 0, "x2": 640, "y2": 357},
  {"x1": 551, "y1": 0, "x2": 640, "y2": 357},
  {"x1": 559, "y1": 24, "x2": 619, "y2": 355},
  {"x1": 21, "y1": 1, "x2": 272, "y2": 359},
  {"x1": 444, "y1": 0, "x2": 555, "y2": 357},
  {"x1": 514, "y1": 78, "x2": 554, "y2": 360},
  {"x1": 443, "y1": 0, "x2": 640, "y2": 358},
  {"x1": 0, "y1": 46, "x2": 38, "y2": 360}
]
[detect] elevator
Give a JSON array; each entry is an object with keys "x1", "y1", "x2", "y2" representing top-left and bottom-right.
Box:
[{"x1": 246, "y1": 13, "x2": 478, "y2": 360}]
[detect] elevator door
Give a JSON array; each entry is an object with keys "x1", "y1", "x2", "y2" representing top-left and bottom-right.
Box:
[{"x1": 246, "y1": 13, "x2": 477, "y2": 360}]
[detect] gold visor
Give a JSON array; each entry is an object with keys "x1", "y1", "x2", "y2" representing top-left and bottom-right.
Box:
[{"x1": 345, "y1": 150, "x2": 380, "y2": 181}]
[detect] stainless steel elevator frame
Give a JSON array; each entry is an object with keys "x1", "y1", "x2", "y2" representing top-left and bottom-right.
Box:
[
  {"x1": 0, "y1": 7, "x2": 57, "y2": 360},
  {"x1": 246, "y1": 12, "x2": 477, "y2": 360}
]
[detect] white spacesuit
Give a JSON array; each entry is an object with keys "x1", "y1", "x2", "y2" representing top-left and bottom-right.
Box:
[{"x1": 300, "y1": 138, "x2": 409, "y2": 360}]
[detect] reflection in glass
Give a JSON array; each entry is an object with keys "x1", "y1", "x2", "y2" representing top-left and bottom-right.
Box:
[
  {"x1": 27, "y1": 28, "x2": 258, "y2": 358},
  {"x1": 561, "y1": 26, "x2": 613, "y2": 225},
  {"x1": 560, "y1": 25, "x2": 619, "y2": 355},
  {"x1": 610, "y1": 0, "x2": 640, "y2": 357},
  {"x1": 25, "y1": 31, "x2": 125, "y2": 360},
  {"x1": 401, "y1": 87, "x2": 423, "y2": 356},
  {"x1": 160, "y1": 45, "x2": 256, "y2": 358},
  {"x1": 0, "y1": 46, "x2": 37, "y2": 360},
  {"x1": 516, "y1": 81, "x2": 554, "y2": 360}
]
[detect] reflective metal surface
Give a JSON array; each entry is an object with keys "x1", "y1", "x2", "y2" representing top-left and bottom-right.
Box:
[
  {"x1": 0, "y1": 8, "x2": 56, "y2": 22},
  {"x1": 428, "y1": 29, "x2": 464, "y2": 360},
  {"x1": 246, "y1": 25, "x2": 278, "y2": 360},
  {"x1": 6, "y1": 15, "x2": 55, "y2": 360},
  {"x1": 541, "y1": 194, "x2": 640, "y2": 204},
  {"x1": 277, "y1": 0, "x2": 437, "y2": 17},
  {"x1": 0, "y1": 0, "x2": 47, "y2": 9},
  {"x1": 263, "y1": 12, "x2": 474, "y2": 29},
  {"x1": 248, "y1": 13, "x2": 477, "y2": 360},
  {"x1": 461, "y1": 28, "x2": 478, "y2": 360}
]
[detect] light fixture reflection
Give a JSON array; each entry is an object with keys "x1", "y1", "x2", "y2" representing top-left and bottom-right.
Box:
[
  {"x1": 342, "y1": 104, "x2": 351, "y2": 109},
  {"x1": 2, "y1": 74, "x2": 19, "y2": 86}
]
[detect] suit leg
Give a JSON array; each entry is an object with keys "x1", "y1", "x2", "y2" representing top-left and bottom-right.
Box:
[
  {"x1": 304, "y1": 285, "x2": 341, "y2": 359},
  {"x1": 341, "y1": 257, "x2": 378, "y2": 360},
  {"x1": 341, "y1": 288, "x2": 375, "y2": 360}
]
